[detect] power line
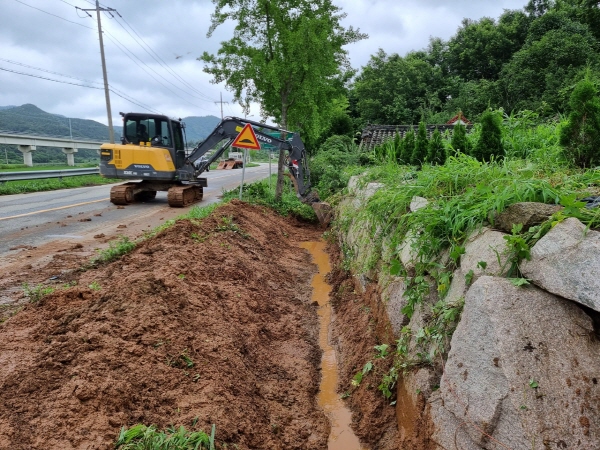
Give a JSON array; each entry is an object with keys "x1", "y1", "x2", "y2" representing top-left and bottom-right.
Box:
[
  {"x1": 12, "y1": 0, "x2": 94, "y2": 30},
  {"x1": 102, "y1": 30, "x2": 215, "y2": 113},
  {"x1": 0, "y1": 66, "x2": 162, "y2": 115},
  {"x1": 0, "y1": 58, "x2": 103, "y2": 86},
  {"x1": 115, "y1": 15, "x2": 216, "y2": 102},
  {"x1": 0, "y1": 66, "x2": 103, "y2": 90},
  {"x1": 103, "y1": 16, "x2": 215, "y2": 103}
]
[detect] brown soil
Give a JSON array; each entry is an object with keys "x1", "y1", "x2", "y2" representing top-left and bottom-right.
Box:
[
  {"x1": 0, "y1": 200, "x2": 400, "y2": 449},
  {"x1": 327, "y1": 242, "x2": 400, "y2": 449}
]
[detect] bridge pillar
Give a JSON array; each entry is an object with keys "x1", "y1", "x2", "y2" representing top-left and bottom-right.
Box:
[
  {"x1": 62, "y1": 147, "x2": 78, "y2": 166},
  {"x1": 18, "y1": 145, "x2": 36, "y2": 167}
]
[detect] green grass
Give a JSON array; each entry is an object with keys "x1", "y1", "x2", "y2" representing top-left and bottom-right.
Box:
[
  {"x1": 0, "y1": 163, "x2": 98, "y2": 171},
  {"x1": 115, "y1": 424, "x2": 216, "y2": 450},
  {"x1": 223, "y1": 175, "x2": 317, "y2": 221},
  {"x1": 0, "y1": 175, "x2": 120, "y2": 195}
]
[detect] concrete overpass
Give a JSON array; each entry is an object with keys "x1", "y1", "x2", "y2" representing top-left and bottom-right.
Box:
[{"x1": 0, "y1": 132, "x2": 105, "y2": 166}]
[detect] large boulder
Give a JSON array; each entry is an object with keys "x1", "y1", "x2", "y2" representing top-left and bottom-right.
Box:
[
  {"x1": 521, "y1": 217, "x2": 600, "y2": 313},
  {"x1": 445, "y1": 227, "x2": 510, "y2": 304},
  {"x1": 430, "y1": 276, "x2": 600, "y2": 449},
  {"x1": 492, "y1": 202, "x2": 562, "y2": 233}
]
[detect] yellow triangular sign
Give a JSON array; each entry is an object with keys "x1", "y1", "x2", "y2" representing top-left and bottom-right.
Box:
[{"x1": 232, "y1": 123, "x2": 261, "y2": 150}]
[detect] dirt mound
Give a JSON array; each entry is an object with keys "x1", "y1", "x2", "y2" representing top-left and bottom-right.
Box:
[{"x1": 0, "y1": 201, "x2": 328, "y2": 449}]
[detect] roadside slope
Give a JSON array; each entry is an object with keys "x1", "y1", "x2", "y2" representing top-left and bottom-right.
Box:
[{"x1": 0, "y1": 200, "x2": 328, "y2": 449}]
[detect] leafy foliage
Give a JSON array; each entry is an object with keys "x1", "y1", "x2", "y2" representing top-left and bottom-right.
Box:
[
  {"x1": 559, "y1": 77, "x2": 600, "y2": 167},
  {"x1": 472, "y1": 109, "x2": 504, "y2": 162},
  {"x1": 115, "y1": 424, "x2": 215, "y2": 450},
  {"x1": 411, "y1": 121, "x2": 429, "y2": 166},
  {"x1": 450, "y1": 123, "x2": 470, "y2": 155},
  {"x1": 427, "y1": 128, "x2": 446, "y2": 165}
]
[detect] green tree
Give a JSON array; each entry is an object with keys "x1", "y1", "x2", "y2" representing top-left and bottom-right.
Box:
[
  {"x1": 559, "y1": 77, "x2": 600, "y2": 167},
  {"x1": 400, "y1": 129, "x2": 415, "y2": 164},
  {"x1": 352, "y1": 50, "x2": 446, "y2": 125},
  {"x1": 411, "y1": 121, "x2": 429, "y2": 166},
  {"x1": 200, "y1": 0, "x2": 366, "y2": 200},
  {"x1": 451, "y1": 123, "x2": 470, "y2": 155},
  {"x1": 427, "y1": 128, "x2": 446, "y2": 165},
  {"x1": 473, "y1": 110, "x2": 504, "y2": 162},
  {"x1": 500, "y1": 11, "x2": 599, "y2": 113}
]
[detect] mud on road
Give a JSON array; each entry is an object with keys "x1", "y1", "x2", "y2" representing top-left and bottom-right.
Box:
[{"x1": 0, "y1": 200, "x2": 398, "y2": 449}]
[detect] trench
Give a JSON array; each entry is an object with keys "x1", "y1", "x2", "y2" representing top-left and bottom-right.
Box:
[{"x1": 300, "y1": 241, "x2": 365, "y2": 450}]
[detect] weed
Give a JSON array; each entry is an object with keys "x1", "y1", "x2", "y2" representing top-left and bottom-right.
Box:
[
  {"x1": 92, "y1": 236, "x2": 137, "y2": 265},
  {"x1": 374, "y1": 344, "x2": 389, "y2": 359},
  {"x1": 191, "y1": 232, "x2": 209, "y2": 243},
  {"x1": 177, "y1": 274, "x2": 185, "y2": 280},
  {"x1": 88, "y1": 281, "x2": 101, "y2": 291},
  {"x1": 215, "y1": 216, "x2": 250, "y2": 238},
  {"x1": 529, "y1": 379, "x2": 539, "y2": 389},
  {"x1": 115, "y1": 424, "x2": 216, "y2": 450},
  {"x1": 166, "y1": 349, "x2": 195, "y2": 369},
  {"x1": 22, "y1": 283, "x2": 54, "y2": 303}
]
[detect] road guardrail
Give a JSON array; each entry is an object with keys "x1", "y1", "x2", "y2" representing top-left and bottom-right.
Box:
[{"x1": 0, "y1": 167, "x2": 99, "y2": 182}]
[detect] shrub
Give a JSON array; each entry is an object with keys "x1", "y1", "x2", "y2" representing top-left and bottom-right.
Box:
[
  {"x1": 559, "y1": 78, "x2": 600, "y2": 168},
  {"x1": 450, "y1": 123, "x2": 470, "y2": 155},
  {"x1": 411, "y1": 121, "x2": 429, "y2": 166},
  {"x1": 427, "y1": 128, "x2": 446, "y2": 165},
  {"x1": 473, "y1": 110, "x2": 504, "y2": 162}
]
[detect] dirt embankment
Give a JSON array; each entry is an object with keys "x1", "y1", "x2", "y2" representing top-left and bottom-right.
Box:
[
  {"x1": 0, "y1": 201, "x2": 328, "y2": 449},
  {"x1": 0, "y1": 200, "x2": 400, "y2": 449},
  {"x1": 327, "y1": 244, "x2": 400, "y2": 448}
]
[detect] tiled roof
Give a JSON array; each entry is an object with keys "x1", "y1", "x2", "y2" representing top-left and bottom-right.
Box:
[
  {"x1": 359, "y1": 124, "x2": 473, "y2": 151},
  {"x1": 446, "y1": 112, "x2": 472, "y2": 125}
]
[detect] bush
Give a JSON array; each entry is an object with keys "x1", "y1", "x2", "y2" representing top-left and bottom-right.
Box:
[
  {"x1": 427, "y1": 128, "x2": 447, "y2": 165},
  {"x1": 400, "y1": 129, "x2": 415, "y2": 164},
  {"x1": 560, "y1": 78, "x2": 600, "y2": 168},
  {"x1": 450, "y1": 123, "x2": 470, "y2": 155},
  {"x1": 473, "y1": 110, "x2": 504, "y2": 162},
  {"x1": 411, "y1": 121, "x2": 429, "y2": 166},
  {"x1": 310, "y1": 135, "x2": 361, "y2": 199}
]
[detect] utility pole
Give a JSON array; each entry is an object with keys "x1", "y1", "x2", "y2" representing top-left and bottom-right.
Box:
[
  {"x1": 81, "y1": 1, "x2": 117, "y2": 143},
  {"x1": 214, "y1": 92, "x2": 229, "y2": 119}
]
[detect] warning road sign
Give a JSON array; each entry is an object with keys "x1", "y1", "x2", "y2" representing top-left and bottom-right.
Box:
[{"x1": 232, "y1": 123, "x2": 261, "y2": 150}]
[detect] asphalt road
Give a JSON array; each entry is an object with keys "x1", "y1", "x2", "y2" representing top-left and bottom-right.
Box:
[{"x1": 0, "y1": 163, "x2": 274, "y2": 259}]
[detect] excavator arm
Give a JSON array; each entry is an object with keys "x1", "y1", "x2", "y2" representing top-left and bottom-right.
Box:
[{"x1": 179, "y1": 117, "x2": 315, "y2": 200}]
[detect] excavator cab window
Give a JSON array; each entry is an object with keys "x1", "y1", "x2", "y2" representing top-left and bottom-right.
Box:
[{"x1": 123, "y1": 116, "x2": 174, "y2": 147}]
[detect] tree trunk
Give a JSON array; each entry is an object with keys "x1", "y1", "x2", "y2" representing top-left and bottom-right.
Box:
[{"x1": 274, "y1": 104, "x2": 288, "y2": 201}]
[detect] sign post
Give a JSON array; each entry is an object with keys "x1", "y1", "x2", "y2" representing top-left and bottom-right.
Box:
[{"x1": 231, "y1": 123, "x2": 262, "y2": 200}]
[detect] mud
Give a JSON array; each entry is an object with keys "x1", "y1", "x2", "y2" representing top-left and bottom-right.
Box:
[
  {"x1": 327, "y1": 241, "x2": 400, "y2": 449},
  {"x1": 0, "y1": 200, "x2": 400, "y2": 449}
]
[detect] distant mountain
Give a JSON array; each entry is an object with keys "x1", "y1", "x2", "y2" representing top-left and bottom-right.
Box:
[
  {"x1": 183, "y1": 116, "x2": 221, "y2": 143},
  {"x1": 0, "y1": 104, "x2": 220, "y2": 145},
  {"x1": 0, "y1": 104, "x2": 110, "y2": 140},
  {"x1": 0, "y1": 104, "x2": 222, "y2": 165}
]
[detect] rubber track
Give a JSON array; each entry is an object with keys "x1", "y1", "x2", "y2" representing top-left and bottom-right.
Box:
[
  {"x1": 167, "y1": 185, "x2": 203, "y2": 207},
  {"x1": 110, "y1": 184, "x2": 134, "y2": 205}
]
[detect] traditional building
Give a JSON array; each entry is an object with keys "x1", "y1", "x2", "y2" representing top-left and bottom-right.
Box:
[{"x1": 359, "y1": 113, "x2": 473, "y2": 151}]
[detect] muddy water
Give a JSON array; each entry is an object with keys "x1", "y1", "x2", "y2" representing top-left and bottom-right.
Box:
[{"x1": 300, "y1": 241, "x2": 365, "y2": 450}]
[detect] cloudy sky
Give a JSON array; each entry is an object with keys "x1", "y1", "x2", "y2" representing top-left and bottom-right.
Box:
[{"x1": 0, "y1": 0, "x2": 528, "y2": 126}]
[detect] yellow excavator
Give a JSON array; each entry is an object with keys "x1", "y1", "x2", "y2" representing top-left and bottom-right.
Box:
[{"x1": 99, "y1": 112, "x2": 316, "y2": 207}]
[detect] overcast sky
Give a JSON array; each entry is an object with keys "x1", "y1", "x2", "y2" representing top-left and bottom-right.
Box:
[{"x1": 0, "y1": 0, "x2": 528, "y2": 127}]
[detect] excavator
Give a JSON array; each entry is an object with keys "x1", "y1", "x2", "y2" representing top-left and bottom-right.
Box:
[{"x1": 99, "y1": 112, "x2": 317, "y2": 207}]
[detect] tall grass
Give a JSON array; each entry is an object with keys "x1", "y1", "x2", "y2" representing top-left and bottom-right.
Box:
[{"x1": 223, "y1": 175, "x2": 317, "y2": 221}]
